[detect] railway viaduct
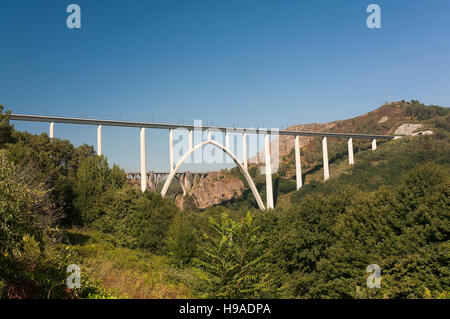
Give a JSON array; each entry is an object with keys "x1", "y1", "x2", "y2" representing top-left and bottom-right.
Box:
[{"x1": 10, "y1": 114, "x2": 395, "y2": 210}]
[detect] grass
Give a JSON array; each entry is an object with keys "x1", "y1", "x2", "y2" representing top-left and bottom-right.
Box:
[{"x1": 65, "y1": 228, "x2": 196, "y2": 299}]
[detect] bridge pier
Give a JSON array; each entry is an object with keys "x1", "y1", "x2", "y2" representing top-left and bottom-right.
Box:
[
  {"x1": 294, "y1": 136, "x2": 302, "y2": 189},
  {"x1": 140, "y1": 128, "x2": 147, "y2": 193},
  {"x1": 322, "y1": 137, "x2": 329, "y2": 181},
  {"x1": 97, "y1": 125, "x2": 102, "y2": 156},
  {"x1": 189, "y1": 130, "x2": 193, "y2": 151},
  {"x1": 184, "y1": 171, "x2": 193, "y2": 192},
  {"x1": 348, "y1": 138, "x2": 354, "y2": 165},
  {"x1": 148, "y1": 171, "x2": 156, "y2": 192},
  {"x1": 264, "y1": 133, "x2": 274, "y2": 209},
  {"x1": 174, "y1": 173, "x2": 187, "y2": 195},
  {"x1": 243, "y1": 133, "x2": 248, "y2": 170},
  {"x1": 169, "y1": 129, "x2": 174, "y2": 171},
  {"x1": 49, "y1": 122, "x2": 54, "y2": 140},
  {"x1": 372, "y1": 138, "x2": 377, "y2": 151}
]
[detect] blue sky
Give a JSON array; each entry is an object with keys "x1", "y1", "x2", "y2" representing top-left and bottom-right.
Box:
[{"x1": 1, "y1": 0, "x2": 449, "y2": 171}]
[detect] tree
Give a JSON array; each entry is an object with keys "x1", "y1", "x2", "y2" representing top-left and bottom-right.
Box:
[
  {"x1": 195, "y1": 212, "x2": 278, "y2": 298},
  {"x1": 166, "y1": 211, "x2": 202, "y2": 266},
  {"x1": 72, "y1": 156, "x2": 126, "y2": 225},
  {"x1": 0, "y1": 105, "x2": 13, "y2": 147},
  {"x1": 0, "y1": 152, "x2": 61, "y2": 262},
  {"x1": 128, "y1": 192, "x2": 178, "y2": 253}
]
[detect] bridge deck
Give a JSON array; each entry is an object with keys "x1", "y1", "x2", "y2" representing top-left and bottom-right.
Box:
[{"x1": 10, "y1": 114, "x2": 395, "y2": 139}]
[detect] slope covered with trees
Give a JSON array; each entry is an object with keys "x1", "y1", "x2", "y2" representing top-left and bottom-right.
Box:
[{"x1": 0, "y1": 104, "x2": 181, "y2": 298}]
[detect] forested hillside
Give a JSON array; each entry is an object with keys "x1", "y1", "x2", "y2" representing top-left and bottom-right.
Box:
[{"x1": 0, "y1": 101, "x2": 448, "y2": 299}]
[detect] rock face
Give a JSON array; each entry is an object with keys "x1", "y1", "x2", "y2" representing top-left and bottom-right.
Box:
[
  {"x1": 178, "y1": 172, "x2": 245, "y2": 209},
  {"x1": 412, "y1": 130, "x2": 433, "y2": 136},
  {"x1": 378, "y1": 116, "x2": 388, "y2": 123},
  {"x1": 395, "y1": 123, "x2": 424, "y2": 135}
]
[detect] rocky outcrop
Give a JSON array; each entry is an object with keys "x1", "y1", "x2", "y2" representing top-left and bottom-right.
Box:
[
  {"x1": 378, "y1": 116, "x2": 388, "y2": 123},
  {"x1": 412, "y1": 130, "x2": 433, "y2": 136},
  {"x1": 176, "y1": 172, "x2": 245, "y2": 209},
  {"x1": 394, "y1": 123, "x2": 434, "y2": 137},
  {"x1": 395, "y1": 123, "x2": 424, "y2": 135}
]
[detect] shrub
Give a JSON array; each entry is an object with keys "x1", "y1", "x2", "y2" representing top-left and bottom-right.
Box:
[
  {"x1": 0, "y1": 153, "x2": 59, "y2": 262},
  {"x1": 115, "y1": 192, "x2": 178, "y2": 253},
  {"x1": 166, "y1": 212, "x2": 202, "y2": 266},
  {"x1": 0, "y1": 105, "x2": 13, "y2": 147},
  {"x1": 71, "y1": 154, "x2": 128, "y2": 226},
  {"x1": 194, "y1": 212, "x2": 279, "y2": 298}
]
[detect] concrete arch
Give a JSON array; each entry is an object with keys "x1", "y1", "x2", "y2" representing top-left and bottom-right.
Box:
[{"x1": 161, "y1": 140, "x2": 266, "y2": 210}]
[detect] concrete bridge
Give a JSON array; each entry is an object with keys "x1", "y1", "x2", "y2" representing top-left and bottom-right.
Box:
[
  {"x1": 10, "y1": 114, "x2": 396, "y2": 211},
  {"x1": 126, "y1": 171, "x2": 208, "y2": 195}
]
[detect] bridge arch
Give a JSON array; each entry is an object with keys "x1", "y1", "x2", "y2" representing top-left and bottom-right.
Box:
[{"x1": 161, "y1": 139, "x2": 266, "y2": 210}]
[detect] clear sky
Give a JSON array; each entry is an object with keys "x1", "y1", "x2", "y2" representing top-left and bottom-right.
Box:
[{"x1": 1, "y1": 0, "x2": 449, "y2": 171}]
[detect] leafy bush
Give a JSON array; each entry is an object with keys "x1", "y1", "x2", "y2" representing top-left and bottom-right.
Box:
[
  {"x1": 90, "y1": 187, "x2": 178, "y2": 253},
  {"x1": 127, "y1": 192, "x2": 178, "y2": 252},
  {"x1": 0, "y1": 279, "x2": 5, "y2": 297},
  {"x1": 166, "y1": 212, "x2": 202, "y2": 266},
  {"x1": 73, "y1": 156, "x2": 126, "y2": 225},
  {"x1": 0, "y1": 105, "x2": 13, "y2": 147},
  {"x1": 406, "y1": 101, "x2": 449, "y2": 120},
  {"x1": 194, "y1": 212, "x2": 279, "y2": 298},
  {"x1": 0, "y1": 153, "x2": 58, "y2": 262}
]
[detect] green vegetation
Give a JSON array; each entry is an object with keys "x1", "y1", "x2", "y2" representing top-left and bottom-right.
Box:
[
  {"x1": 66, "y1": 229, "x2": 194, "y2": 298},
  {"x1": 0, "y1": 101, "x2": 449, "y2": 298},
  {"x1": 272, "y1": 164, "x2": 449, "y2": 298},
  {"x1": 194, "y1": 212, "x2": 279, "y2": 298}
]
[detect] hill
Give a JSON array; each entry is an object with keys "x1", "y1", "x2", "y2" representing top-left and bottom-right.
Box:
[
  {"x1": 217, "y1": 100, "x2": 449, "y2": 210},
  {"x1": 174, "y1": 101, "x2": 449, "y2": 210},
  {"x1": 275, "y1": 100, "x2": 447, "y2": 179}
]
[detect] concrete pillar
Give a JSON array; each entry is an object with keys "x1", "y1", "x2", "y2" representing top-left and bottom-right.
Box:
[
  {"x1": 148, "y1": 171, "x2": 155, "y2": 192},
  {"x1": 322, "y1": 137, "x2": 329, "y2": 181},
  {"x1": 243, "y1": 132, "x2": 248, "y2": 170},
  {"x1": 185, "y1": 171, "x2": 192, "y2": 192},
  {"x1": 256, "y1": 134, "x2": 260, "y2": 165},
  {"x1": 193, "y1": 174, "x2": 200, "y2": 185},
  {"x1": 97, "y1": 125, "x2": 102, "y2": 156},
  {"x1": 348, "y1": 138, "x2": 354, "y2": 165},
  {"x1": 225, "y1": 131, "x2": 230, "y2": 149},
  {"x1": 264, "y1": 133, "x2": 274, "y2": 209},
  {"x1": 207, "y1": 130, "x2": 212, "y2": 140},
  {"x1": 169, "y1": 129, "x2": 174, "y2": 171},
  {"x1": 189, "y1": 130, "x2": 193, "y2": 151},
  {"x1": 294, "y1": 135, "x2": 302, "y2": 189},
  {"x1": 49, "y1": 122, "x2": 54, "y2": 140},
  {"x1": 177, "y1": 174, "x2": 187, "y2": 195},
  {"x1": 140, "y1": 128, "x2": 147, "y2": 193},
  {"x1": 372, "y1": 139, "x2": 377, "y2": 151}
]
